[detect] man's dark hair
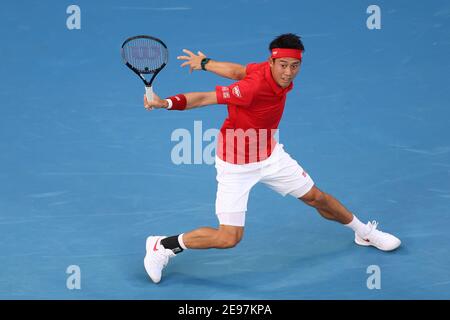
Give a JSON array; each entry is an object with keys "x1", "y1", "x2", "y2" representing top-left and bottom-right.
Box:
[{"x1": 269, "y1": 33, "x2": 305, "y2": 52}]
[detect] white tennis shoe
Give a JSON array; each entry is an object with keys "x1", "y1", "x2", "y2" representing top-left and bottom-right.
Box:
[
  {"x1": 354, "y1": 221, "x2": 401, "y2": 251},
  {"x1": 144, "y1": 236, "x2": 175, "y2": 283}
]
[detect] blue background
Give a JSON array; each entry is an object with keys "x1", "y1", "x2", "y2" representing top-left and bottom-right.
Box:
[{"x1": 0, "y1": 0, "x2": 449, "y2": 299}]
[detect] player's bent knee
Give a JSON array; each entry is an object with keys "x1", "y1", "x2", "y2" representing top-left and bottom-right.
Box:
[
  {"x1": 216, "y1": 226, "x2": 244, "y2": 249},
  {"x1": 215, "y1": 235, "x2": 240, "y2": 248},
  {"x1": 220, "y1": 237, "x2": 240, "y2": 249},
  {"x1": 300, "y1": 186, "x2": 326, "y2": 208}
]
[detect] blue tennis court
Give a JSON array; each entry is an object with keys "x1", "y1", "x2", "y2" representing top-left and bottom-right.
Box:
[{"x1": 0, "y1": 0, "x2": 449, "y2": 299}]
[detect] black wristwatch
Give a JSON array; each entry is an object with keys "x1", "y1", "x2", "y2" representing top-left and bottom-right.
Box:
[{"x1": 201, "y1": 58, "x2": 211, "y2": 71}]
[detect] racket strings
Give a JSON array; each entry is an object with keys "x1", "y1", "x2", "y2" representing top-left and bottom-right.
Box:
[{"x1": 122, "y1": 38, "x2": 168, "y2": 73}]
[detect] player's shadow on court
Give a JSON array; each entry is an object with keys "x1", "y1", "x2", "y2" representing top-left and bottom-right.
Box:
[
  {"x1": 125, "y1": 257, "x2": 249, "y2": 291},
  {"x1": 161, "y1": 242, "x2": 356, "y2": 287},
  {"x1": 163, "y1": 272, "x2": 251, "y2": 291},
  {"x1": 128, "y1": 237, "x2": 406, "y2": 293}
]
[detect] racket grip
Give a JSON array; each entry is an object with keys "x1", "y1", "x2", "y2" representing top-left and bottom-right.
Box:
[{"x1": 145, "y1": 86, "x2": 154, "y2": 110}]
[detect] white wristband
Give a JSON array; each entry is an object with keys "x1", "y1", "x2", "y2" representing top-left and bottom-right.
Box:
[{"x1": 165, "y1": 98, "x2": 173, "y2": 110}]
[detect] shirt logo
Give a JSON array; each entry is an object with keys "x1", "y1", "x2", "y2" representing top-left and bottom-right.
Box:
[
  {"x1": 232, "y1": 85, "x2": 241, "y2": 98},
  {"x1": 222, "y1": 87, "x2": 230, "y2": 99}
]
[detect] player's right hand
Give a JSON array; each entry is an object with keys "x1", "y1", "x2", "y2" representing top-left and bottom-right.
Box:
[
  {"x1": 177, "y1": 49, "x2": 206, "y2": 73},
  {"x1": 144, "y1": 93, "x2": 168, "y2": 110}
]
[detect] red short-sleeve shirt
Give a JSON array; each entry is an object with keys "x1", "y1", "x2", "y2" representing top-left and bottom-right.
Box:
[{"x1": 215, "y1": 62, "x2": 293, "y2": 164}]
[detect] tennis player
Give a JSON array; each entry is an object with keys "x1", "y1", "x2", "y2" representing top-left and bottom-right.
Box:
[{"x1": 142, "y1": 33, "x2": 401, "y2": 283}]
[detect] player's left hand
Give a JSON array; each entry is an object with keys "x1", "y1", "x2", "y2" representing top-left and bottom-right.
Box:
[{"x1": 177, "y1": 49, "x2": 206, "y2": 73}]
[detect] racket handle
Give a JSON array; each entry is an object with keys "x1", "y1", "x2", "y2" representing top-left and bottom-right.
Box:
[{"x1": 145, "y1": 86, "x2": 154, "y2": 110}]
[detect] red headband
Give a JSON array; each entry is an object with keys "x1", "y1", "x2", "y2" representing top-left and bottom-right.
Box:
[{"x1": 271, "y1": 48, "x2": 302, "y2": 60}]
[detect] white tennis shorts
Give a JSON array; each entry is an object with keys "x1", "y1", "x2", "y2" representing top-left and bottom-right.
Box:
[{"x1": 215, "y1": 143, "x2": 314, "y2": 226}]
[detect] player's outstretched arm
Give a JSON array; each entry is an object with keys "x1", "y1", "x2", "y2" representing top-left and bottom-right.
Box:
[
  {"x1": 177, "y1": 49, "x2": 246, "y2": 80},
  {"x1": 144, "y1": 91, "x2": 218, "y2": 111}
]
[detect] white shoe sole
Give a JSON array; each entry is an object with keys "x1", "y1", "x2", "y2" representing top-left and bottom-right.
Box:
[
  {"x1": 354, "y1": 235, "x2": 401, "y2": 252},
  {"x1": 144, "y1": 236, "x2": 162, "y2": 283},
  {"x1": 144, "y1": 255, "x2": 160, "y2": 283}
]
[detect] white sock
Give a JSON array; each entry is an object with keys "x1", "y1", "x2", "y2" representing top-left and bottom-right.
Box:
[
  {"x1": 345, "y1": 215, "x2": 370, "y2": 237},
  {"x1": 178, "y1": 233, "x2": 187, "y2": 250}
]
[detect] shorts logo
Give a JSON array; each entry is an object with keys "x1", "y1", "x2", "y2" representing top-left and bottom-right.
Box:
[
  {"x1": 302, "y1": 171, "x2": 307, "y2": 177},
  {"x1": 232, "y1": 85, "x2": 242, "y2": 98}
]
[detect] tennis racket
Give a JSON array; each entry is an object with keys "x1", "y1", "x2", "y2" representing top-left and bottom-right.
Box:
[{"x1": 121, "y1": 35, "x2": 169, "y2": 109}]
